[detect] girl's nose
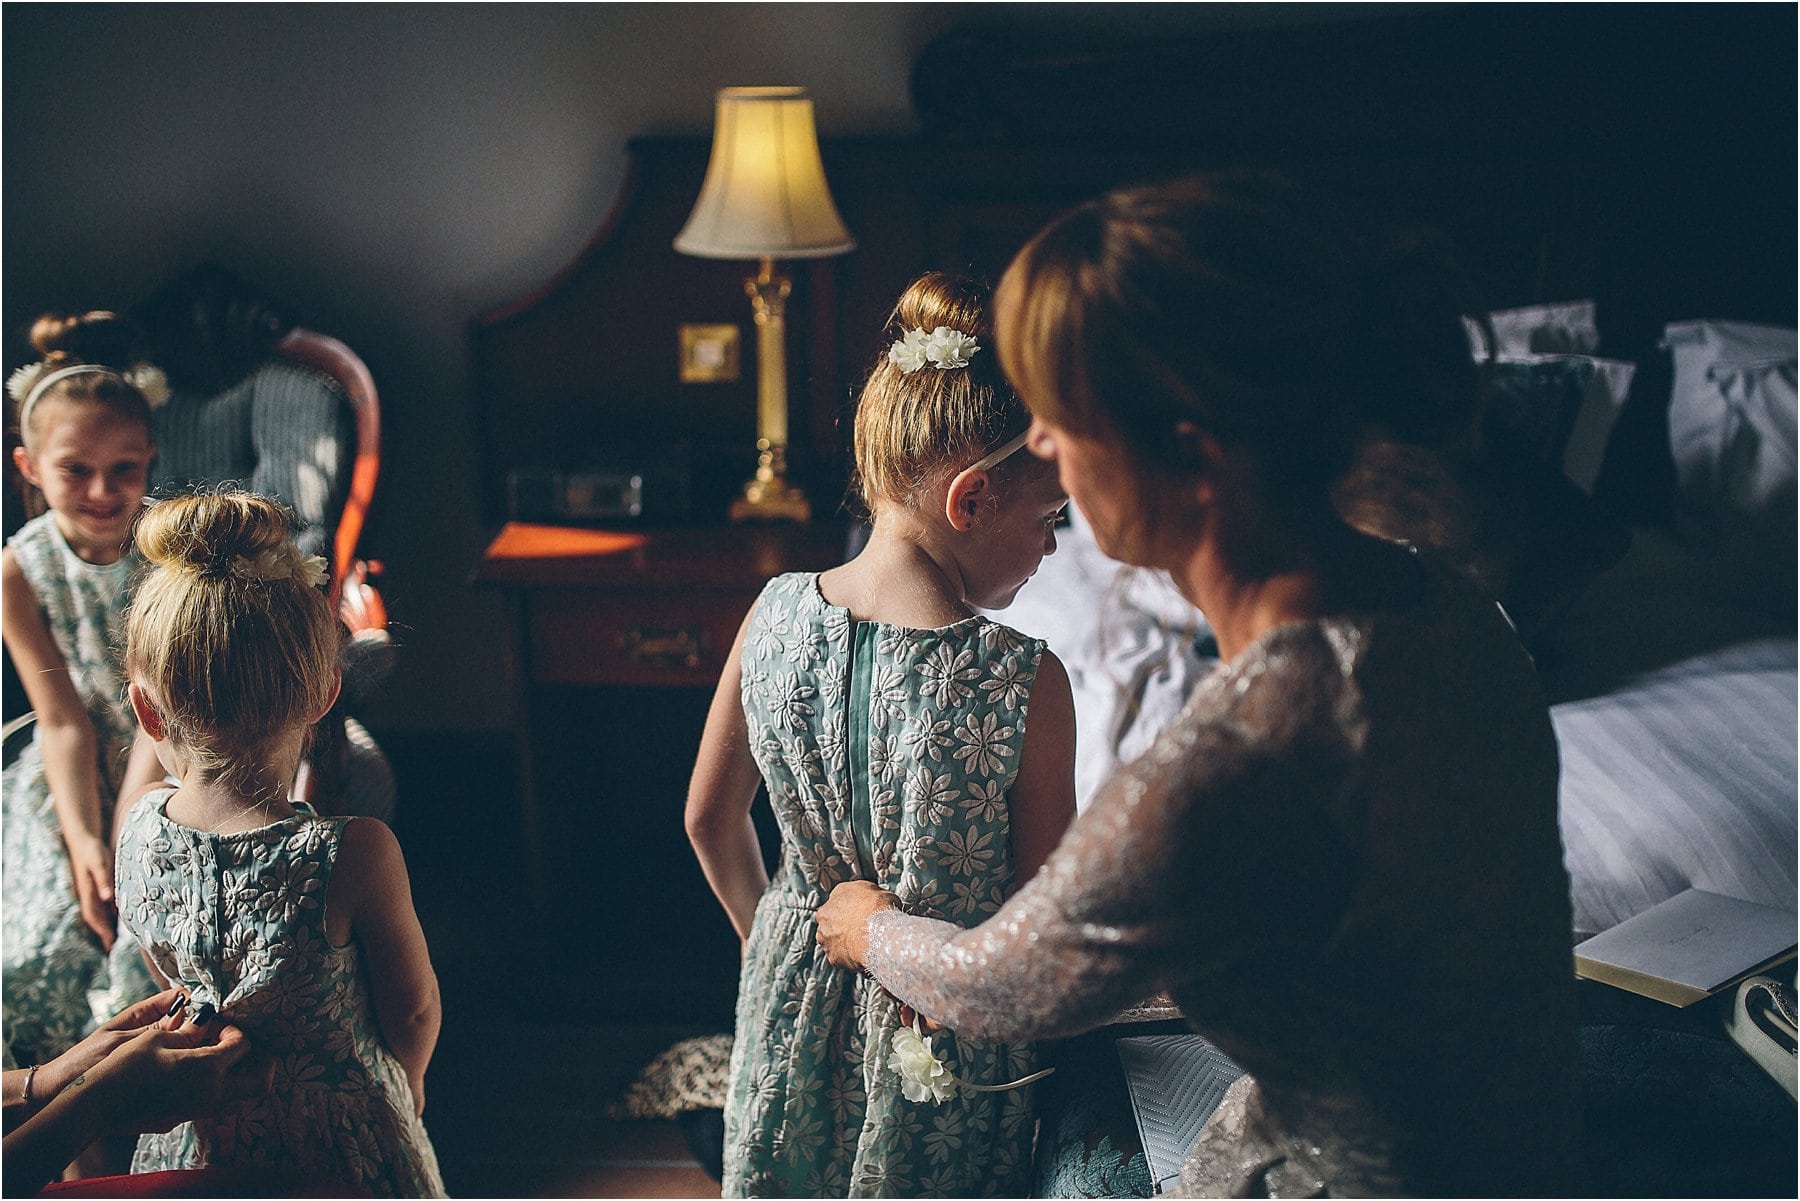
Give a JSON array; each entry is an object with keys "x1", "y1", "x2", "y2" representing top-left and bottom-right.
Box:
[{"x1": 1025, "y1": 416, "x2": 1056, "y2": 460}]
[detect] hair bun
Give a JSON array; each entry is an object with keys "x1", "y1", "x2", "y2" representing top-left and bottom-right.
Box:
[
  {"x1": 28, "y1": 311, "x2": 140, "y2": 370},
  {"x1": 135, "y1": 491, "x2": 298, "y2": 579},
  {"x1": 892, "y1": 273, "x2": 991, "y2": 340}
]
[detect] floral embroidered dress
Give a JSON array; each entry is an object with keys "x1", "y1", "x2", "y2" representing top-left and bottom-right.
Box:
[
  {"x1": 1, "y1": 511, "x2": 145, "y2": 1069},
  {"x1": 724, "y1": 572, "x2": 1044, "y2": 1198},
  {"x1": 116, "y1": 790, "x2": 445, "y2": 1198}
]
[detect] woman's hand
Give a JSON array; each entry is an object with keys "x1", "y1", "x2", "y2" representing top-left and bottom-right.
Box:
[
  {"x1": 29, "y1": 989, "x2": 186, "y2": 1104},
  {"x1": 815, "y1": 880, "x2": 898, "y2": 971},
  {"x1": 82, "y1": 1019, "x2": 272, "y2": 1136},
  {"x1": 64, "y1": 832, "x2": 116, "y2": 951}
]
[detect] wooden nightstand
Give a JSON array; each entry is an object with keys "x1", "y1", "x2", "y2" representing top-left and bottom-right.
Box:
[{"x1": 475, "y1": 521, "x2": 845, "y2": 1016}]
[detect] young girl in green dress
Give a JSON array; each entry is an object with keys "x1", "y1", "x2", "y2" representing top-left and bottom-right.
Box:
[
  {"x1": 687, "y1": 273, "x2": 1078, "y2": 1196},
  {"x1": 113, "y1": 490, "x2": 444, "y2": 1197},
  {"x1": 3, "y1": 313, "x2": 167, "y2": 1073}
]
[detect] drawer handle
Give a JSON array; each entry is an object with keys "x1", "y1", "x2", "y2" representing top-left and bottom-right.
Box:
[{"x1": 621, "y1": 625, "x2": 704, "y2": 668}]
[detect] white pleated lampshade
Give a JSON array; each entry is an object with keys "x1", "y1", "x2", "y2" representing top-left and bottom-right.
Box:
[{"x1": 674, "y1": 87, "x2": 856, "y2": 261}]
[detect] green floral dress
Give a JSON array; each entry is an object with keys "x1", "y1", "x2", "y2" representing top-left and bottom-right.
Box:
[
  {"x1": 1, "y1": 512, "x2": 148, "y2": 1069},
  {"x1": 117, "y1": 790, "x2": 445, "y2": 1198},
  {"x1": 723, "y1": 573, "x2": 1044, "y2": 1198}
]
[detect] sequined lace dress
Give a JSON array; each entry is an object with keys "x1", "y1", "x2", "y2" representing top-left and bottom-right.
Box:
[
  {"x1": 862, "y1": 557, "x2": 1582, "y2": 1197},
  {"x1": 724, "y1": 572, "x2": 1046, "y2": 1197}
]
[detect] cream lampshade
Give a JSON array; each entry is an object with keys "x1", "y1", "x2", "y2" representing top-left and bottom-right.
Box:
[{"x1": 675, "y1": 86, "x2": 855, "y2": 522}]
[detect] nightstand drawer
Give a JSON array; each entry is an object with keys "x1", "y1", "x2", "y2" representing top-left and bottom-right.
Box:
[{"x1": 527, "y1": 588, "x2": 755, "y2": 687}]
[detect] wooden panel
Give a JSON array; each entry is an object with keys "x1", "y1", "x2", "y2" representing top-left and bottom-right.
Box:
[{"x1": 527, "y1": 587, "x2": 755, "y2": 688}]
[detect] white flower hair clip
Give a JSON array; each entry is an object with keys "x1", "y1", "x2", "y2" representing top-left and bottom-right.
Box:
[
  {"x1": 231, "y1": 547, "x2": 329, "y2": 589},
  {"x1": 124, "y1": 364, "x2": 171, "y2": 410},
  {"x1": 887, "y1": 326, "x2": 981, "y2": 374}
]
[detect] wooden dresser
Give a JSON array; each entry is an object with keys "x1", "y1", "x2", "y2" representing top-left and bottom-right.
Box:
[{"x1": 475, "y1": 520, "x2": 845, "y2": 1020}]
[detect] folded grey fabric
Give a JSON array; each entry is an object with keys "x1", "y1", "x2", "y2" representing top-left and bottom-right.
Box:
[{"x1": 1116, "y1": 1034, "x2": 1245, "y2": 1194}]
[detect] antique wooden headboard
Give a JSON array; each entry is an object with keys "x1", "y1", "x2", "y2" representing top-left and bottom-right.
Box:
[{"x1": 471, "y1": 5, "x2": 1794, "y2": 529}]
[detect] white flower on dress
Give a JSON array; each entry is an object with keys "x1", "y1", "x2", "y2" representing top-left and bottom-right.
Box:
[
  {"x1": 952, "y1": 711, "x2": 1016, "y2": 778},
  {"x1": 907, "y1": 768, "x2": 958, "y2": 826},
  {"x1": 889, "y1": 1024, "x2": 957, "y2": 1103},
  {"x1": 805, "y1": 1159, "x2": 851, "y2": 1197},
  {"x1": 772, "y1": 672, "x2": 818, "y2": 730},
  {"x1": 772, "y1": 1110, "x2": 827, "y2": 1162},
  {"x1": 794, "y1": 839, "x2": 843, "y2": 890},
  {"x1": 901, "y1": 717, "x2": 953, "y2": 763},
  {"x1": 960, "y1": 778, "x2": 1007, "y2": 823},
  {"x1": 938, "y1": 827, "x2": 996, "y2": 877},
  {"x1": 923, "y1": 1107, "x2": 966, "y2": 1164},
  {"x1": 907, "y1": 877, "x2": 952, "y2": 921},
  {"x1": 866, "y1": 664, "x2": 910, "y2": 730},
  {"x1": 256, "y1": 856, "x2": 323, "y2": 919},
  {"x1": 950, "y1": 878, "x2": 988, "y2": 917},
  {"x1": 867, "y1": 731, "x2": 900, "y2": 783},
  {"x1": 749, "y1": 613, "x2": 790, "y2": 661},
  {"x1": 918, "y1": 643, "x2": 980, "y2": 708},
  {"x1": 979, "y1": 657, "x2": 1034, "y2": 711}
]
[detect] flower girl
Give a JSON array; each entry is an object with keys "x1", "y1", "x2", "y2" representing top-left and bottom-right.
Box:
[
  {"x1": 686, "y1": 273, "x2": 1077, "y2": 1196},
  {"x1": 114, "y1": 489, "x2": 444, "y2": 1197}
]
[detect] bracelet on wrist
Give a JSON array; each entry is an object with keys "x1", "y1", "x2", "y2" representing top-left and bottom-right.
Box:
[{"x1": 21, "y1": 1063, "x2": 40, "y2": 1115}]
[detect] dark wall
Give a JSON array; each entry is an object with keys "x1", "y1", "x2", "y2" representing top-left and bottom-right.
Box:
[
  {"x1": 2, "y1": 1, "x2": 1397, "y2": 733},
  {"x1": 5, "y1": 3, "x2": 1789, "y2": 733}
]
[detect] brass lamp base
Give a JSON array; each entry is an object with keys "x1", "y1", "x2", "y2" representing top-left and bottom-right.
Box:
[{"x1": 729, "y1": 440, "x2": 811, "y2": 523}]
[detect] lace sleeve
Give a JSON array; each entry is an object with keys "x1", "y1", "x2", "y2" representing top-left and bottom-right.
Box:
[{"x1": 863, "y1": 635, "x2": 1358, "y2": 1043}]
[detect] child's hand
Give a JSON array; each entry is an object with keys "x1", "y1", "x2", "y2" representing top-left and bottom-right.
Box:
[{"x1": 65, "y1": 833, "x2": 117, "y2": 951}]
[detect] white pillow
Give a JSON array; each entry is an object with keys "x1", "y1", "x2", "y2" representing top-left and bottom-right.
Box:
[
  {"x1": 1464, "y1": 299, "x2": 1601, "y2": 358},
  {"x1": 1664, "y1": 320, "x2": 1797, "y2": 603}
]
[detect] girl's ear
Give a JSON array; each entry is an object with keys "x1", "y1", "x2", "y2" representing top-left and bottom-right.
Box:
[
  {"x1": 311, "y1": 671, "x2": 343, "y2": 724},
  {"x1": 944, "y1": 467, "x2": 991, "y2": 533},
  {"x1": 128, "y1": 682, "x2": 167, "y2": 741},
  {"x1": 12, "y1": 444, "x2": 40, "y2": 488}
]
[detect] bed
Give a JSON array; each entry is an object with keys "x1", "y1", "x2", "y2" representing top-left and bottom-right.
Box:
[{"x1": 478, "y1": 9, "x2": 1796, "y2": 1190}]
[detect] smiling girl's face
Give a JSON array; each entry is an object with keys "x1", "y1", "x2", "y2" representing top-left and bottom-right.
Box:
[{"x1": 15, "y1": 399, "x2": 155, "y2": 564}]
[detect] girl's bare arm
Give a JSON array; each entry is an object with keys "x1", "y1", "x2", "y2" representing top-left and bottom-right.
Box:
[{"x1": 2, "y1": 549, "x2": 114, "y2": 949}]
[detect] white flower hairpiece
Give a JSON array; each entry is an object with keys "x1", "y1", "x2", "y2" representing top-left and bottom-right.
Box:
[
  {"x1": 124, "y1": 364, "x2": 171, "y2": 410},
  {"x1": 231, "y1": 547, "x2": 329, "y2": 589},
  {"x1": 887, "y1": 326, "x2": 980, "y2": 374},
  {"x1": 887, "y1": 1018, "x2": 1054, "y2": 1104},
  {"x1": 8, "y1": 360, "x2": 172, "y2": 435}
]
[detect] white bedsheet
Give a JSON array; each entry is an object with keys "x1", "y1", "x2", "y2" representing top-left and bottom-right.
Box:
[
  {"x1": 994, "y1": 507, "x2": 1214, "y2": 809},
  {"x1": 1554, "y1": 637, "x2": 1797, "y2": 938}
]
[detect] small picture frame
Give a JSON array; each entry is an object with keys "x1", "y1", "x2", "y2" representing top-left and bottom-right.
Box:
[{"x1": 679, "y1": 323, "x2": 741, "y2": 384}]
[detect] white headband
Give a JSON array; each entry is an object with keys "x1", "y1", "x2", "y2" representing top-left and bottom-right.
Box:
[
  {"x1": 17, "y1": 365, "x2": 117, "y2": 434},
  {"x1": 968, "y1": 429, "x2": 1031, "y2": 473},
  {"x1": 10, "y1": 360, "x2": 171, "y2": 439}
]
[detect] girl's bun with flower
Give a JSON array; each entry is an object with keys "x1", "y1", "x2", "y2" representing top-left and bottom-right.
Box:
[
  {"x1": 136, "y1": 490, "x2": 324, "y2": 587},
  {"x1": 126, "y1": 488, "x2": 341, "y2": 799}
]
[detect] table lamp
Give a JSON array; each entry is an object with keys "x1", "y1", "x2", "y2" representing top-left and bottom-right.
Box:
[{"x1": 675, "y1": 86, "x2": 856, "y2": 522}]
